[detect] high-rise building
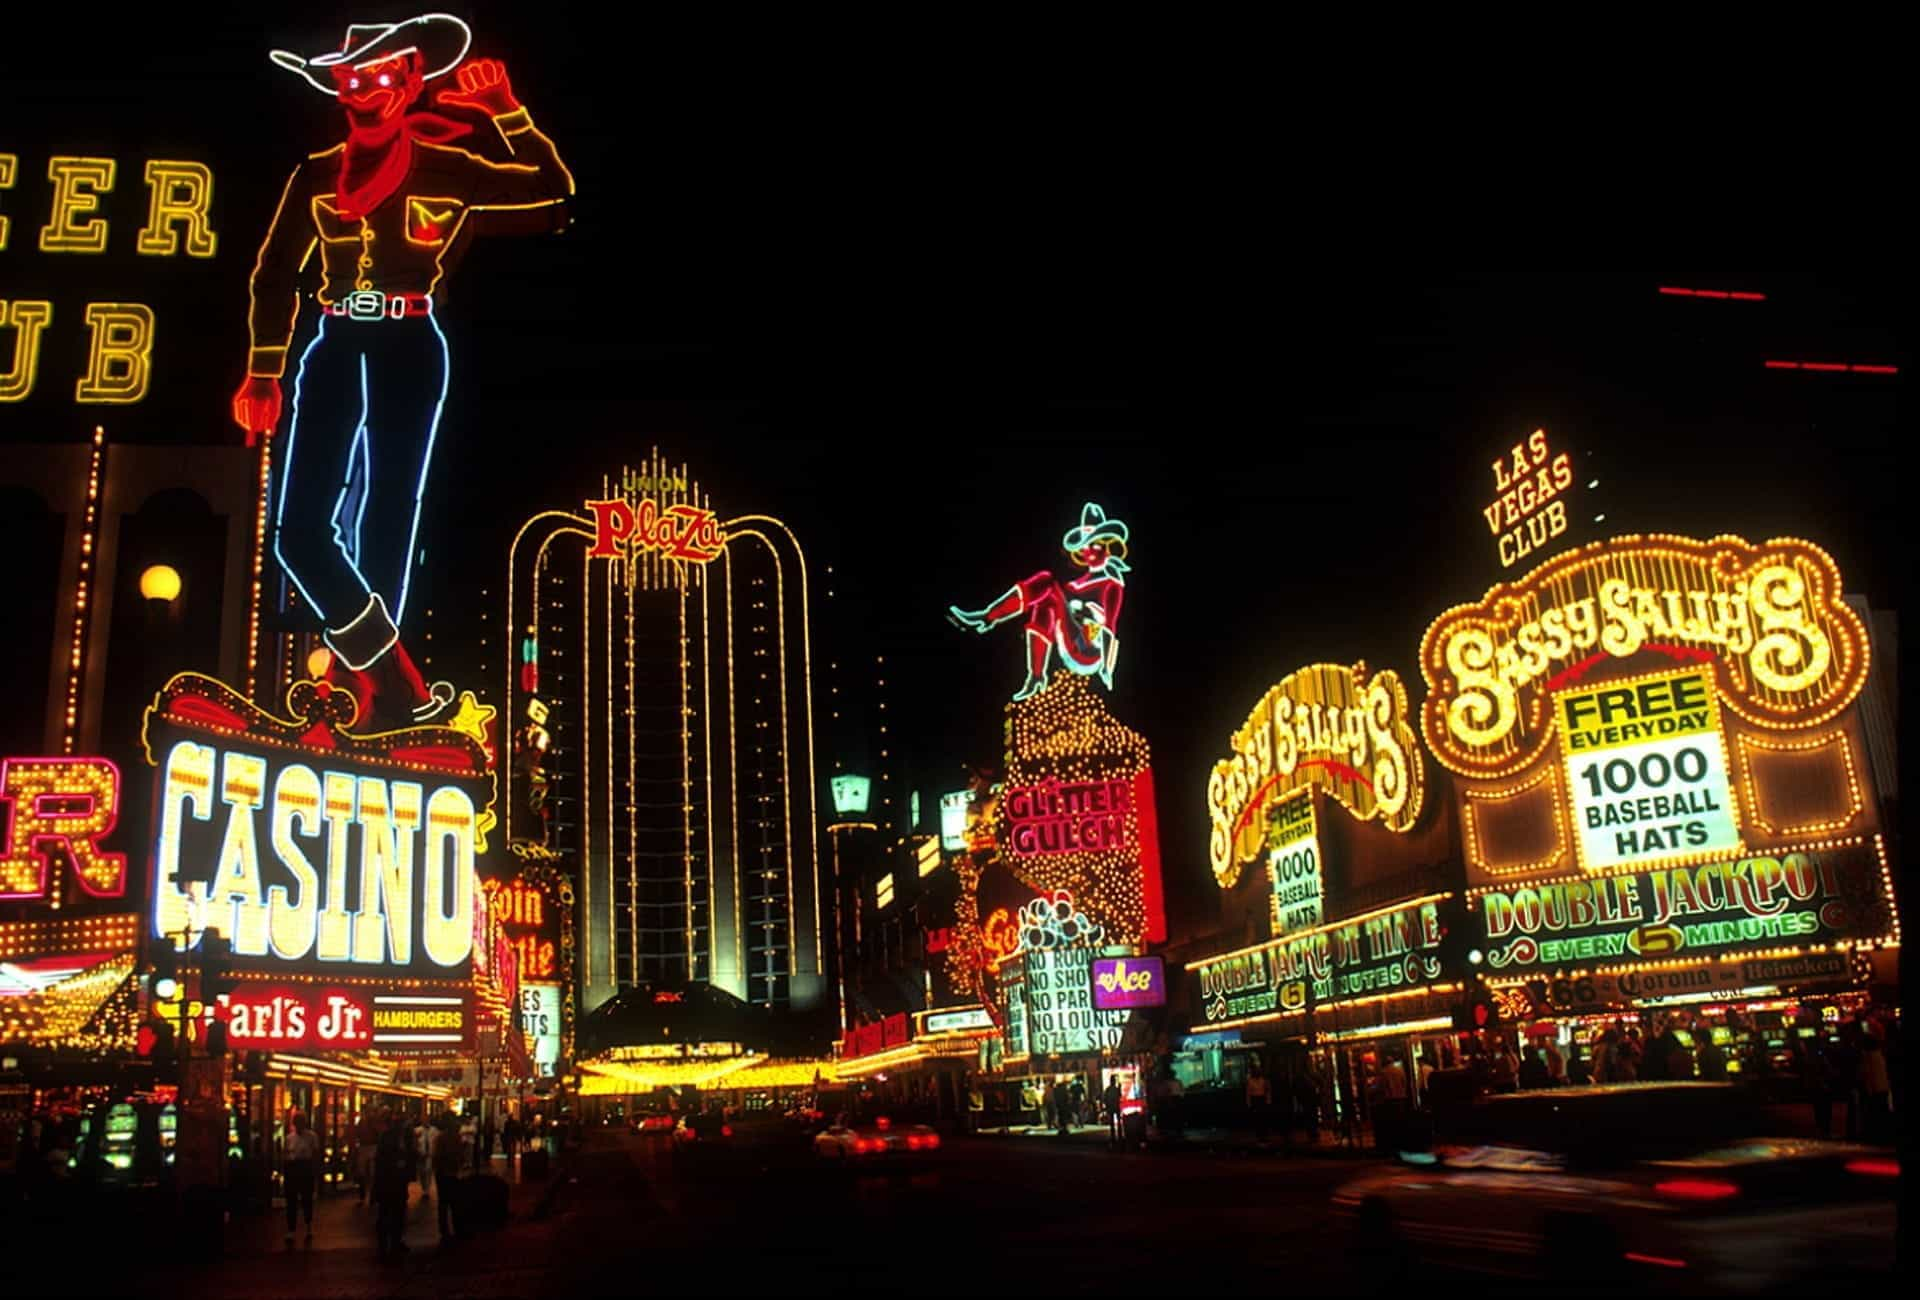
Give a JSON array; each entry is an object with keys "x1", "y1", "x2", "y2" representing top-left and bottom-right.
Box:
[{"x1": 505, "y1": 452, "x2": 825, "y2": 1020}]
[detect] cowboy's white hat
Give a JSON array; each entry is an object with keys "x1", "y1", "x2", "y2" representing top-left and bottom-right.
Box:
[{"x1": 270, "y1": 13, "x2": 472, "y2": 96}]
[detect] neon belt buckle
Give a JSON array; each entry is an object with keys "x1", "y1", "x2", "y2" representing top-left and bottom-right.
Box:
[{"x1": 345, "y1": 291, "x2": 385, "y2": 320}]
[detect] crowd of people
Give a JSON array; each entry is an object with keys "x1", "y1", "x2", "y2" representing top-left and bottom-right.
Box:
[
  {"x1": 1425, "y1": 1009, "x2": 1899, "y2": 1144},
  {"x1": 280, "y1": 1103, "x2": 560, "y2": 1259}
]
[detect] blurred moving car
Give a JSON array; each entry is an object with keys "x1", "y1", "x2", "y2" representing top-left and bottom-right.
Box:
[
  {"x1": 813, "y1": 1114, "x2": 942, "y2": 1169},
  {"x1": 1332, "y1": 1083, "x2": 1895, "y2": 1293},
  {"x1": 669, "y1": 1110, "x2": 736, "y2": 1173},
  {"x1": 630, "y1": 1110, "x2": 675, "y2": 1135}
]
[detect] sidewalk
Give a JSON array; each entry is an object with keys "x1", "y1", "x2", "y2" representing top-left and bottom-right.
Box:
[
  {"x1": 229, "y1": 1152, "x2": 555, "y2": 1259},
  {"x1": 971, "y1": 1121, "x2": 1377, "y2": 1159}
]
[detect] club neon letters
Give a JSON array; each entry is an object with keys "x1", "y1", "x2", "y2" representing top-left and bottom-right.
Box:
[
  {"x1": 1483, "y1": 428, "x2": 1574, "y2": 568},
  {"x1": 0, "y1": 153, "x2": 218, "y2": 404},
  {"x1": 152, "y1": 739, "x2": 476, "y2": 972}
]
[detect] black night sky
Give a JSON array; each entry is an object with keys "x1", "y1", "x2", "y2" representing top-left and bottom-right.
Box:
[{"x1": 3, "y1": 6, "x2": 1905, "y2": 949}]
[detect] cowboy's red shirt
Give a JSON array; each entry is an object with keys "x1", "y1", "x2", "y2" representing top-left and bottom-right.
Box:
[{"x1": 245, "y1": 106, "x2": 573, "y2": 378}]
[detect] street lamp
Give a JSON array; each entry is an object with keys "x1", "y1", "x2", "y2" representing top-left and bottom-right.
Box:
[{"x1": 139, "y1": 563, "x2": 182, "y2": 603}]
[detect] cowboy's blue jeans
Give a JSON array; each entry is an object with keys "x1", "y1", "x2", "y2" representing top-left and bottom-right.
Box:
[{"x1": 273, "y1": 313, "x2": 450, "y2": 630}]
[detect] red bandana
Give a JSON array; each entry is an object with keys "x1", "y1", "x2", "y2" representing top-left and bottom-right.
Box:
[{"x1": 336, "y1": 113, "x2": 473, "y2": 221}]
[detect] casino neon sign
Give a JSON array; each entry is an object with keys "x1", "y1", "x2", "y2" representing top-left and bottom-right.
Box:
[{"x1": 152, "y1": 739, "x2": 477, "y2": 972}]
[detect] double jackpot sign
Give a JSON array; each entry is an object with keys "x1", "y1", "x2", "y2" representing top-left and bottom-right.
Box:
[{"x1": 1421, "y1": 534, "x2": 1897, "y2": 981}]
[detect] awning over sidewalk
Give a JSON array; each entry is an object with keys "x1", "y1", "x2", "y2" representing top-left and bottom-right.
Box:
[
  {"x1": 576, "y1": 1053, "x2": 833, "y2": 1095},
  {"x1": 0, "y1": 953, "x2": 138, "y2": 1053}
]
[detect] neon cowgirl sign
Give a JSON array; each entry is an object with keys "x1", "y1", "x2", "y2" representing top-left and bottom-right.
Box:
[
  {"x1": 950, "y1": 502, "x2": 1130, "y2": 702},
  {"x1": 231, "y1": 14, "x2": 573, "y2": 734}
]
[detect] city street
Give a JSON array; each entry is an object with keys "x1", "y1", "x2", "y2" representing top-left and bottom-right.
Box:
[{"x1": 10, "y1": 1133, "x2": 1386, "y2": 1297}]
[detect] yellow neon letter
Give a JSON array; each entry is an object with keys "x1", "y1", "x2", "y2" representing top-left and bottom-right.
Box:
[
  {"x1": 155, "y1": 741, "x2": 214, "y2": 944},
  {"x1": 75, "y1": 303, "x2": 154, "y2": 403},
  {"x1": 0, "y1": 300, "x2": 53, "y2": 402},
  {"x1": 317, "y1": 772, "x2": 356, "y2": 962},
  {"x1": 39, "y1": 157, "x2": 116, "y2": 253},
  {"x1": 0, "y1": 153, "x2": 15, "y2": 249},
  {"x1": 268, "y1": 764, "x2": 322, "y2": 961},
  {"x1": 210, "y1": 751, "x2": 270, "y2": 955},
  {"x1": 352, "y1": 777, "x2": 420, "y2": 965},
  {"x1": 137, "y1": 160, "x2": 217, "y2": 257},
  {"x1": 421, "y1": 786, "x2": 476, "y2": 968}
]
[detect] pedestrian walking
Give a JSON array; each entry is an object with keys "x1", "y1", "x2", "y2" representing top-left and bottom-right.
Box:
[
  {"x1": 353, "y1": 1107, "x2": 379, "y2": 1204},
  {"x1": 1245, "y1": 1061, "x2": 1274, "y2": 1143},
  {"x1": 281, "y1": 1111, "x2": 319, "y2": 1243},
  {"x1": 1051, "y1": 1080, "x2": 1071, "y2": 1136},
  {"x1": 1293, "y1": 1071, "x2": 1320, "y2": 1144},
  {"x1": 372, "y1": 1109, "x2": 414, "y2": 1260},
  {"x1": 416, "y1": 1116, "x2": 435, "y2": 1199},
  {"x1": 1860, "y1": 1030, "x2": 1892, "y2": 1144},
  {"x1": 433, "y1": 1115, "x2": 463, "y2": 1242},
  {"x1": 1103, "y1": 1075, "x2": 1124, "y2": 1148},
  {"x1": 503, "y1": 1114, "x2": 523, "y2": 1165},
  {"x1": 1069, "y1": 1078, "x2": 1087, "y2": 1128}
]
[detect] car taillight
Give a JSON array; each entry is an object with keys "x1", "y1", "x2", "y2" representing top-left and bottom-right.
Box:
[
  {"x1": 1624, "y1": 1252, "x2": 1688, "y2": 1270},
  {"x1": 1654, "y1": 1178, "x2": 1741, "y2": 1201},
  {"x1": 876, "y1": 1116, "x2": 891, "y2": 1130},
  {"x1": 1846, "y1": 1158, "x2": 1898, "y2": 1178},
  {"x1": 721, "y1": 1125, "x2": 733, "y2": 1137},
  {"x1": 854, "y1": 1137, "x2": 880, "y2": 1154}
]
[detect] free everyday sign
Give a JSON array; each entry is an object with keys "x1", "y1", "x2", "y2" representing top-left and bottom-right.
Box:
[{"x1": 1559, "y1": 668, "x2": 1739, "y2": 870}]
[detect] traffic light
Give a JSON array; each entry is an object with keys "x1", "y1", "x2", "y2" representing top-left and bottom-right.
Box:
[
  {"x1": 199, "y1": 931, "x2": 235, "y2": 1000},
  {"x1": 150, "y1": 940, "x2": 179, "y2": 1001},
  {"x1": 137, "y1": 1016, "x2": 175, "y2": 1058},
  {"x1": 199, "y1": 932, "x2": 235, "y2": 1057},
  {"x1": 1455, "y1": 983, "x2": 1500, "y2": 1032}
]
